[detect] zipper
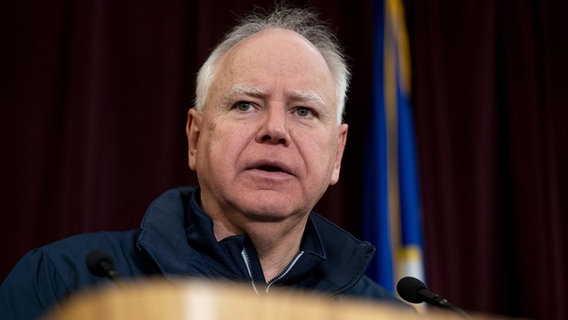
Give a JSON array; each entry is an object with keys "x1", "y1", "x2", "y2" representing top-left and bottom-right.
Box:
[
  {"x1": 241, "y1": 248, "x2": 305, "y2": 294},
  {"x1": 265, "y1": 251, "x2": 304, "y2": 292},
  {"x1": 241, "y1": 248, "x2": 259, "y2": 294}
]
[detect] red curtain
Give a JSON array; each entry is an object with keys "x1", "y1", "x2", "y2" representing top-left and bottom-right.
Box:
[
  {"x1": 1, "y1": 1, "x2": 566, "y2": 319},
  {"x1": 406, "y1": 0, "x2": 568, "y2": 318}
]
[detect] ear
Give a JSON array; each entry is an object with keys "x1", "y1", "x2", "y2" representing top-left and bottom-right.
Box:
[
  {"x1": 330, "y1": 123, "x2": 348, "y2": 185},
  {"x1": 186, "y1": 108, "x2": 202, "y2": 171}
]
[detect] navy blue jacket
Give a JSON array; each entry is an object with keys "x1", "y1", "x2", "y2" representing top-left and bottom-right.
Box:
[{"x1": 0, "y1": 186, "x2": 404, "y2": 319}]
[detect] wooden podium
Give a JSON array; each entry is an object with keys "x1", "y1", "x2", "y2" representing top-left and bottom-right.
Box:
[{"x1": 42, "y1": 279, "x2": 485, "y2": 320}]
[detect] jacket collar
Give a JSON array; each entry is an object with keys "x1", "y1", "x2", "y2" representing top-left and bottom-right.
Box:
[
  {"x1": 136, "y1": 186, "x2": 197, "y2": 275},
  {"x1": 136, "y1": 186, "x2": 375, "y2": 295}
]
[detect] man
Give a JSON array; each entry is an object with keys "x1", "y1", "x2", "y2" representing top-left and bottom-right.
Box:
[{"x1": 0, "y1": 6, "x2": 405, "y2": 319}]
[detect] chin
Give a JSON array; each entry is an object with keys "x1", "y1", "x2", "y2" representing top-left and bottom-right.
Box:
[
  {"x1": 238, "y1": 198, "x2": 305, "y2": 222},
  {"x1": 228, "y1": 188, "x2": 313, "y2": 222},
  {"x1": 242, "y1": 205, "x2": 295, "y2": 221}
]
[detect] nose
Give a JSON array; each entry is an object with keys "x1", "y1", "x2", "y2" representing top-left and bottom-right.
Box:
[{"x1": 256, "y1": 105, "x2": 290, "y2": 146}]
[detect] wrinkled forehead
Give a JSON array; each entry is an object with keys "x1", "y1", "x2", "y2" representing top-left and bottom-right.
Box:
[
  {"x1": 227, "y1": 28, "x2": 324, "y2": 62},
  {"x1": 221, "y1": 84, "x2": 327, "y2": 109},
  {"x1": 211, "y1": 29, "x2": 337, "y2": 108}
]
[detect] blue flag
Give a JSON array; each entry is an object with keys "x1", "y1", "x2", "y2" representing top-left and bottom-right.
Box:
[{"x1": 362, "y1": 0, "x2": 425, "y2": 293}]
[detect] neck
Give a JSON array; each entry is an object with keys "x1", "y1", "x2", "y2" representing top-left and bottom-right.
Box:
[
  {"x1": 210, "y1": 213, "x2": 308, "y2": 282},
  {"x1": 247, "y1": 218, "x2": 307, "y2": 281}
]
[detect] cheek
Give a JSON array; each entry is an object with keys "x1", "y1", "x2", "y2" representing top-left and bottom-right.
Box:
[
  {"x1": 199, "y1": 122, "x2": 248, "y2": 169},
  {"x1": 301, "y1": 134, "x2": 339, "y2": 175}
]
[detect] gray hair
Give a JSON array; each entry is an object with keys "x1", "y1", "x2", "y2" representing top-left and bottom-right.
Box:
[{"x1": 194, "y1": 6, "x2": 350, "y2": 124}]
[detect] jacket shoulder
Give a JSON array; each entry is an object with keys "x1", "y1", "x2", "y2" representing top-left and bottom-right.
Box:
[
  {"x1": 310, "y1": 213, "x2": 376, "y2": 273},
  {"x1": 309, "y1": 214, "x2": 375, "y2": 293},
  {"x1": 346, "y1": 275, "x2": 409, "y2": 308},
  {"x1": 309, "y1": 214, "x2": 407, "y2": 307},
  {"x1": 0, "y1": 230, "x2": 140, "y2": 320}
]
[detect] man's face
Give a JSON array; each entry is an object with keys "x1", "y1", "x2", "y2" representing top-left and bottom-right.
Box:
[{"x1": 187, "y1": 28, "x2": 348, "y2": 228}]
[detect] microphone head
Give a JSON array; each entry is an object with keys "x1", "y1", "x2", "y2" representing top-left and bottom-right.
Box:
[
  {"x1": 397, "y1": 276, "x2": 428, "y2": 303},
  {"x1": 86, "y1": 249, "x2": 115, "y2": 277}
]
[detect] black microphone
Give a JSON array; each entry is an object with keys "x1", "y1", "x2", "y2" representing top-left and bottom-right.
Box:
[
  {"x1": 397, "y1": 276, "x2": 472, "y2": 319},
  {"x1": 86, "y1": 249, "x2": 118, "y2": 281}
]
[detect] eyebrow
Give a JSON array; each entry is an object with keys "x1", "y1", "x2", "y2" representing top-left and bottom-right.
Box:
[
  {"x1": 222, "y1": 84, "x2": 327, "y2": 109},
  {"x1": 287, "y1": 89, "x2": 326, "y2": 108},
  {"x1": 222, "y1": 84, "x2": 267, "y2": 104}
]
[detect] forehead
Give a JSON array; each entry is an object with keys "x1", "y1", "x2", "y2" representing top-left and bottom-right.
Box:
[{"x1": 212, "y1": 28, "x2": 336, "y2": 106}]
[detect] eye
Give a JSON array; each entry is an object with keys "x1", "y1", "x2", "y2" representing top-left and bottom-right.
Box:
[
  {"x1": 294, "y1": 107, "x2": 315, "y2": 118},
  {"x1": 233, "y1": 101, "x2": 254, "y2": 112}
]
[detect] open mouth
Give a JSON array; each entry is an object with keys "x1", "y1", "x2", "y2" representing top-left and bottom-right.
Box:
[
  {"x1": 256, "y1": 165, "x2": 284, "y2": 172},
  {"x1": 247, "y1": 160, "x2": 293, "y2": 176}
]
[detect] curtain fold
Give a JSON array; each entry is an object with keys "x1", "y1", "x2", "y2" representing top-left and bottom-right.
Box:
[
  {"x1": 406, "y1": 0, "x2": 568, "y2": 318},
  {"x1": 1, "y1": 1, "x2": 566, "y2": 319}
]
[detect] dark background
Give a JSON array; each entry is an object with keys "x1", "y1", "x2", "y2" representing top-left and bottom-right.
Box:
[{"x1": 1, "y1": 1, "x2": 566, "y2": 319}]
